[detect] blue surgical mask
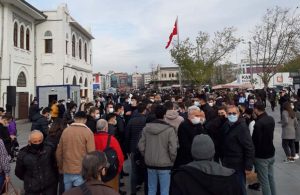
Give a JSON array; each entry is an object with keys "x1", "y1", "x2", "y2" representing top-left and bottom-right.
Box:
[{"x1": 228, "y1": 115, "x2": 238, "y2": 123}]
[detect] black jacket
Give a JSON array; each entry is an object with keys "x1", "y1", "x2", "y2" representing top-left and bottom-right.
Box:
[
  {"x1": 31, "y1": 114, "x2": 49, "y2": 137},
  {"x1": 63, "y1": 111, "x2": 74, "y2": 125},
  {"x1": 57, "y1": 104, "x2": 66, "y2": 119},
  {"x1": 174, "y1": 119, "x2": 206, "y2": 168},
  {"x1": 126, "y1": 113, "x2": 147, "y2": 153},
  {"x1": 221, "y1": 119, "x2": 254, "y2": 171},
  {"x1": 170, "y1": 163, "x2": 243, "y2": 195},
  {"x1": 201, "y1": 103, "x2": 217, "y2": 122},
  {"x1": 28, "y1": 104, "x2": 41, "y2": 121},
  {"x1": 86, "y1": 115, "x2": 97, "y2": 133},
  {"x1": 15, "y1": 143, "x2": 57, "y2": 194},
  {"x1": 0, "y1": 124, "x2": 11, "y2": 155},
  {"x1": 205, "y1": 116, "x2": 227, "y2": 154},
  {"x1": 252, "y1": 112, "x2": 275, "y2": 159},
  {"x1": 115, "y1": 114, "x2": 126, "y2": 143}
]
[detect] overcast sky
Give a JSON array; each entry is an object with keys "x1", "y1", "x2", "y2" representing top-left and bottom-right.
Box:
[{"x1": 27, "y1": 0, "x2": 299, "y2": 73}]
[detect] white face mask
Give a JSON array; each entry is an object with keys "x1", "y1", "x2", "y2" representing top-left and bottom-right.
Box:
[
  {"x1": 200, "y1": 118, "x2": 206, "y2": 125},
  {"x1": 208, "y1": 102, "x2": 214, "y2": 107},
  {"x1": 191, "y1": 117, "x2": 201, "y2": 125},
  {"x1": 95, "y1": 114, "x2": 100, "y2": 119},
  {"x1": 194, "y1": 101, "x2": 200, "y2": 106},
  {"x1": 108, "y1": 108, "x2": 114, "y2": 113}
]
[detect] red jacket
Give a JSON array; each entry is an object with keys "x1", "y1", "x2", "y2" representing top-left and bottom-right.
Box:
[{"x1": 94, "y1": 132, "x2": 124, "y2": 173}]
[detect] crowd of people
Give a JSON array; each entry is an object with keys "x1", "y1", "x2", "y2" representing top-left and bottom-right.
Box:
[{"x1": 0, "y1": 88, "x2": 299, "y2": 195}]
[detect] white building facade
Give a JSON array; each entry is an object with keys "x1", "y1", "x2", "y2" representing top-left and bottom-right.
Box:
[
  {"x1": 36, "y1": 4, "x2": 94, "y2": 101},
  {"x1": 0, "y1": 0, "x2": 46, "y2": 118},
  {"x1": 0, "y1": 1, "x2": 94, "y2": 118}
]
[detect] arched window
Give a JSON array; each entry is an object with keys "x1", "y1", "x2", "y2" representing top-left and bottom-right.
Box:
[
  {"x1": 26, "y1": 28, "x2": 30, "y2": 50},
  {"x1": 84, "y1": 78, "x2": 88, "y2": 87},
  {"x1": 78, "y1": 39, "x2": 82, "y2": 59},
  {"x1": 79, "y1": 77, "x2": 83, "y2": 84},
  {"x1": 17, "y1": 72, "x2": 26, "y2": 87},
  {"x1": 44, "y1": 30, "x2": 53, "y2": 53},
  {"x1": 72, "y1": 76, "x2": 77, "y2": 85},
  {"x1": 13, "y1": 22, "x2": 18, "y2": 47},
  {"x1": 20, "y1": 25, "x2": 24, "y2": 49},
  {"x1": 72, "y1": 35, "x2": 76, "y2": 57},
  {"x1": 66, "y1": 77, "x2": 68, "y2": 84},
  {"x1": 84, "y1": 43, "x2": 87, "y2": 62}
]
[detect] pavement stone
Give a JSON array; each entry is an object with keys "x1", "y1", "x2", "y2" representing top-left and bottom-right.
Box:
[{"x1": 11, "y1": 104, "x2": 300, "y2": 195}]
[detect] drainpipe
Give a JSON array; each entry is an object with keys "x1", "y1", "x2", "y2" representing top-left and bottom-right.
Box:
[{"x1": 0, "y1": 2, "x2": 5, "y2": 106}]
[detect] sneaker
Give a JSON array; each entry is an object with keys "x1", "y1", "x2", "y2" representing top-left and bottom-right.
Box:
[
  {"x1": 289, "y1": 158, "x2": 295, "y2": 163},
  {"x1": 294, "y1": 154, "x2": 299, "y2": 160}
]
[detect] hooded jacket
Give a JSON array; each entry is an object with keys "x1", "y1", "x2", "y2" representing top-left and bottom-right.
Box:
[
  {"x1": 164, "y1": 110, "x2": 184, "y2": 133},
  {"x1": 171, "y1": 134, "x2": 242, "y2": 195},
  {"x1": 138, "y1": 119, "x2": 178, "y2": 169},
  {"x1": 171, "y1": 162, "x2": 242, "y2": 195}
]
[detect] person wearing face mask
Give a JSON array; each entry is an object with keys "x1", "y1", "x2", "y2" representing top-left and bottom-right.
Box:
[
  {"x1": 15, "y1": 130, "x2": 57, "y2": 195},
  {"x1": 31, "y1": 107, "x2": 51, "y2": 138},
  {"x1": 86, "y1": 107, "x2": 100, "y2": 133},
  {"x1": 106, "y1": 113, "x2": 118, "y2": 136},
  {"x1": 198, "y1": 94, "x2": 217, "y2": 123},
  {"x1": 63, "y1": 151, "x2": 119, "y2": 195},
  {"x1": 221, "y1": 105, "x2": 255, "y2": 195},
  {"x1": 102, "y1": 103, "x2": 115, "y2": 120},
  {"x1": 174, "y1": 106, "x2": 206, "y2": 168},
  {"x1": 114, "y1": 104, "x2": 126, "y2": 151}
]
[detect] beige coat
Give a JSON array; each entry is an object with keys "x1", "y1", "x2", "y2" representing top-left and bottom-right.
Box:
[{"x1": 56, "y1": 123, "x2": 95, "y2": 174}]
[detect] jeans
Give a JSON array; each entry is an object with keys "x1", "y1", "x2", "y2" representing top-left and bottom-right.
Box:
[
  {"x1": 147, "y1": 169, "x2": 170, "y2": 195},
  {"x1": 0, "y1": 174, "x2": 4, "y2": 192},
  {"x1": 282, "y1": 139, "x2": 295, "y2": 157},
  {"x1": 295, "y1": 141, "x2": 299, "y2": 154},
  {"x1": 254, "y1": 157, "x2": 276, "y2": 195},
  {"x1": 63, "y1": 173, "x2": 84, "y2": 191},
  {"x1": 130, "y1": 154, "x2": 138, "y2": 194},
  {"x1": 235, "y1": 170, "x2": 247, "y2": 195}
]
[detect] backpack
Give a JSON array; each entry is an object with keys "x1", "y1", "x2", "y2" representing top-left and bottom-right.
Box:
[{"x1": 102, "y1": 135, "x2": 119, "y2": 182}]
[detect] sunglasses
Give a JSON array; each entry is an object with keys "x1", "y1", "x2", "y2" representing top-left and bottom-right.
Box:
[{"x1": 228, "y1": 112, "x2": 237, "y2": 116}]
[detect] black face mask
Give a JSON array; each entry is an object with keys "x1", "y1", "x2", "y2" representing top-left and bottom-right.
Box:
[
  {"x1": 31, "y1": 143, "x2": 44, "y2": 151},
  {"x1": 219, "y1": 115, "x2": 227, "y2": 122}
]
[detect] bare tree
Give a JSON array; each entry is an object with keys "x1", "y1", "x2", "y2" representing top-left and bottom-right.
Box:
[{"x1": 250, "y1": 6, "x2": 300, "y2": 89}]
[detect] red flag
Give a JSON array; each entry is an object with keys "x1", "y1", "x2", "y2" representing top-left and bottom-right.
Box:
[{"x1": 165, "y1": 18, "x2": 178, "y2": 49}]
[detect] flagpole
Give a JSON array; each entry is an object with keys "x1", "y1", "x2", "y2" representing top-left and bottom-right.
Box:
[{"x1": 176, "y1": 16, "x2": 183, "y2": 95}]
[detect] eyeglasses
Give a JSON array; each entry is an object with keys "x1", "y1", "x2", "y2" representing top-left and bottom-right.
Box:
[{"x1": 228, "y1": 112, "x2": 237, "y2": 115}]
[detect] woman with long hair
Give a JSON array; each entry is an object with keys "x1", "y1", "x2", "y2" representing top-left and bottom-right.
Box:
[
  {"x1": 282, "y1": 102, "x2": 298, "y2": 163},
  {"x1": 46, "y1": 118, "x2": 67, "y2": 195}
]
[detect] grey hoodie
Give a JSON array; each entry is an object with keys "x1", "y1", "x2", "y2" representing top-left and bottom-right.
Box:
[
  {"x1": 164, "y1": 110, "x2": 184, "y2": 133},
  {"x1": 138, "y1": 119, "x2": 178, "y2": 169}
]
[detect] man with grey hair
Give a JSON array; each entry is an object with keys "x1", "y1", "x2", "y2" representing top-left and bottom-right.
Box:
[
  {"x1": 94, "y1": 119, "x2": 124, "y2": 191},
  {"x1": 63, "y1": 151, "x2": 119, "y2": 195},
  {"x1": 221, "y1": 105, "x2": 254, "y2": 195},
  {"x1": 16, "y1": 130, "x2": 57, "y2": 194},
  {"x1": 96, "y1": 119, "x2": 108, "y2": 132},
  {"x1": 174, "y1": 105, "x2": 207, "y2": 168}
]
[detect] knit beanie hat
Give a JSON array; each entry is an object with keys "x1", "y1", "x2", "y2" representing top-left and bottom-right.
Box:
[{"x1": 191, "y1": 134, "x2": 215, "y2": 160}]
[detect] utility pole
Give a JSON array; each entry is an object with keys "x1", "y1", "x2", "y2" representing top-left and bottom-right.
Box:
[
  {"x1": 176, "y1": 17, "x2": 183, "y2": 95},
  {"x1": 248, "y1": 41, "x2": 253, "y2": 83}
]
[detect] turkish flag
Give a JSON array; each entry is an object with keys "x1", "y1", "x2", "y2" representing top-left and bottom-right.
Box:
[{"x1": 165, "y1": 18, "x2": 178, "y2": 49}]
